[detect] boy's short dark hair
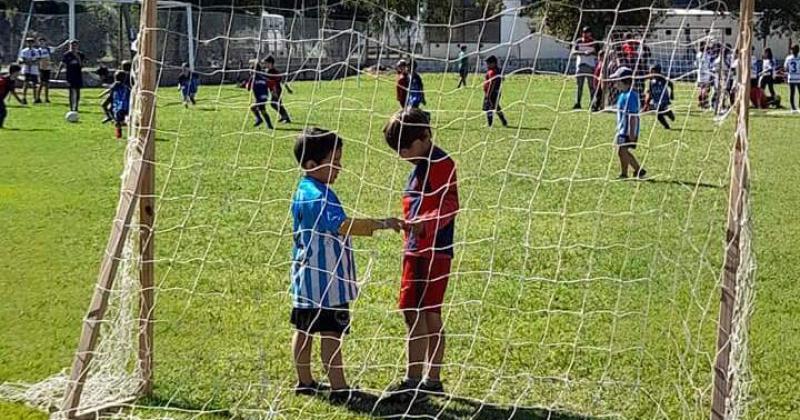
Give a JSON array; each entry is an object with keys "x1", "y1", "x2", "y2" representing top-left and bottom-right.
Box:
[
  {"x1": 460, "y1": 45, "x2": 467, "y2": 51},
  {"x1": 793, "y1": 45, "x2": 800, "y2": 55},
  {"x1": 486, "y1": 55, "x2": 498, "y2": 64},
  {"x1": 649, "y1": 64, "x2": 662, "y2": 74},
  {"x1": 383, "y1": 108, "x2": 431, "y2": 152},
  {"x1": 114, "y1": 70, "x2": 126, "y2": 83},
  {"x1": 8, "y1": 64, "x2": 22, "y2": 74},
  {"x1": 121, "y1": 60, "x2": 132, "y2": 72},
  {"x1": 294, "y1": 128, "x2": 343, "y2": 168},
  {"x1": 265, "y1": 55, "x2": 275, "y2": 64}
]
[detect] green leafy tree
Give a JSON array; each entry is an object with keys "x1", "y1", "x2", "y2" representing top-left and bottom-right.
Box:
[{"x1": 522, "y1": 0, "x2": 670, "y2": 41}]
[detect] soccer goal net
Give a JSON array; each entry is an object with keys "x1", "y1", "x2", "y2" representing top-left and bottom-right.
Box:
[{"x1": 1, "y1": 0, "x2": 756, "y2": 419}]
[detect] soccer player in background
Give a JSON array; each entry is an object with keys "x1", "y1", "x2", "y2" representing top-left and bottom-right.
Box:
[
  {"x1": 36, "y1": 37, "x2": 53, "y2": 103},
  {"x1": 264, "y1": 55, "x2": 292, "y2": 123},
  {"x1": 1, "y1": 64, "x2": 25, "y2": 128},
  {"x1": 395, "y1": 59, "x2": 410, "y2": 109},
  {"x1": 58, "y1": 40, "x2": 84, "y2": 112},
  {"x1": 483, "y1": 55, "x2": 508, "y2": 127},
  {"x1": 249, "y1": 61, "x2": 273, "y2": 129},
  {"x1": 100, "y1": 71, "x2": 131, "y2": 139},
  {"x1": 784, "y1": 45, "x2": 799, "y2": 112},
  {"x1": 644, "y1": 64, "x2": 675, "y2": 130},
  {"x1": 18, "y1": 37, "x2": 40, "y2": 104},
  {"x1": 407, "y1": 60, "x2": 426, "y2": 110},
  {"x1": 695, "y1": 42, "x2": 713, "y2": 109},
  {"x1": 611, "y1": 67, "x2": 646, "y2": 180},
  {"x1": 759, "y1": 48, "x2": 776, "y2": 102},
  {"x1": 456, "y1": 45, "x2": 469, "y2": 89},
  {"x1": 573, "y1": 26, "x2": 597, "y2": 110},
  {"x1": 177, "y1": 62, "x2": 199, "y2": 108},
  {"x1": 289, "y1": 128, "x2": 401, "y2": 404},
  {"x1": 382, "y1": 108, "x2": 459, "y2": 404}
]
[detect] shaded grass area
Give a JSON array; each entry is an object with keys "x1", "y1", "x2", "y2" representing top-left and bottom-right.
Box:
[{"x1": 1, "y1": 74, "x2": 797, "y2": 419}]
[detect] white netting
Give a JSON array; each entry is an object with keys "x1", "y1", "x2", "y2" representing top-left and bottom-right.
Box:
[{"x1": 2, "y1": 1, "x2": 756, "y2": 419}]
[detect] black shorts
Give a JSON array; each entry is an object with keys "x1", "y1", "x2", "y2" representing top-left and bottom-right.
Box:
[
  {"x1": 290, "y1": 303, "x2": 350, "y2": 334},
  {"x1": 40, "y1": 70, "x2": 51, "y2": 83},
  {"x1": 616, "y1": 135, "x2": 637, "y2": 149},
  {"x1": 67, "y1": 78, "x2": 83, "y2": 89},
  {"x1": 24, "y1": 74, "x2": 38, "y2": 84},
  {"x1": 483, "y1": 94, "x2": 500, "y2": 111}
]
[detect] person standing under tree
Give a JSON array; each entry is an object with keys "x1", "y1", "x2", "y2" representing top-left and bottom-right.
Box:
[
  {"x1": 18, "y1": 37, "x2": 40, "y2": 104},
  {"x1": 573, "y1": 26, "x2": 597, "y2": 110},
  {"x1": 456, "y1": 45, "x2": 469, "y2": 88},
  {"x1": 58, "y1": 40, "x2": 84, "y2": 112}
]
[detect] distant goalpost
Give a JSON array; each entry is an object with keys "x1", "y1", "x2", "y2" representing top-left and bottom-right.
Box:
[{"x1": 1, "y1": 0, "x2": 757, "y2": 418}]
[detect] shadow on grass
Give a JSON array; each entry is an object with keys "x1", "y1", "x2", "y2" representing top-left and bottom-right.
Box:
[
  {"x1": 135, "y1": 395, "x2": 235, "y2": 418},
  {"x1": 2, "y1": 127, "x2": 53, "y2": 132},
  {"x1": 645, "y1": 178, "x2": 722, "y2": 189},
  {"x1": 317, "y1": 390, "x2": 595, "y2": 420}
]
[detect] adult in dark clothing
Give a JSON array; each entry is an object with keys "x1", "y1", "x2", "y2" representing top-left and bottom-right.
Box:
[{"x1": 58, "y1": 40, "x2": 85, "y2": 112}]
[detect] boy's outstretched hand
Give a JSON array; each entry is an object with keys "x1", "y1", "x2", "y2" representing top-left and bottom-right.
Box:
[
  {"x1": 380, "y1": 218, "x2": 404, "y2": 232},
  {"x1": 402, "y1": 219, "x2": 425, "y2": 236}
]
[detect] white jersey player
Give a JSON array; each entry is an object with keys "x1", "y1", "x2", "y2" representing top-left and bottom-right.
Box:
[{"x1": 785, "y1": 45, "x2": 800, "y2": 112}]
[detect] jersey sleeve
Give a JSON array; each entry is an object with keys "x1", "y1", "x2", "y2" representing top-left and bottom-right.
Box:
[{"x1": 300, "y1": 192, "x2": 347, "y2": 234}]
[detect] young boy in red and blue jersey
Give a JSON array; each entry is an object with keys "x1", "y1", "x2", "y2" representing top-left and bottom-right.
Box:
[
  {"x1": 483, "y1": 55, "x2": 508, "y2": 127},
  {"x1": 264, "y1": 55, "x2": 292, "y2": 123},
  {"x1": 381, "y1": 108, "x2": 459, "y2": 404},
  {"x1": 0, "y1": 64, "x2": 25, "y2": 129},
  {"x1": 249, "y1": 61, "x2": 273, "y2": 129}
]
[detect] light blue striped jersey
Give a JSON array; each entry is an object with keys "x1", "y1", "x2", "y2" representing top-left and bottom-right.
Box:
[{"x1": 290, "y1": 176, "x2": 358, "y2": 308}]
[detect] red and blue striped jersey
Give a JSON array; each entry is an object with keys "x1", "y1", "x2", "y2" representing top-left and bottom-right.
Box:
[{"x1": 403, "y1": 146, "x2": 459, "y2": 258}]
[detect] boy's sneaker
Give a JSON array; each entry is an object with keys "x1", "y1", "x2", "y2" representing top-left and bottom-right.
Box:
[
  {"x1": 102, "y1": 116, "x2": 113, "y2": 124},
  {"x1": 294, "y1": 381, "x2": 327, "y2": 396},
  {"x1": 419, "y1": 379, "x2": 445, "y2": 395},
  {"x1": 572, "y1": 103, "x2": 581, "y2": 110},
  {"x1": 636, "y1": 168, "x2": 648, "y2": 179},
  {"x1": 254, "y1": 119, "x2": 263, "y2": 127},
  {"x1": 328, "y1": 387, "x2": 360, "y2": 405},
  {"x1": 617, "y1": 173, "x2": 629, "y2": 180},
  {"x1": 34, "y1": 99, "x2": 42, "y2": 104},
  {"x1": 382, "y1": 379, "x2": 428, "y2": 404}
]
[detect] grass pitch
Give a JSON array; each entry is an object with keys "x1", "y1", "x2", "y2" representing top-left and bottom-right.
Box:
[{"x1": 1, "y1": 74, "x2": 798, "y2": 419}]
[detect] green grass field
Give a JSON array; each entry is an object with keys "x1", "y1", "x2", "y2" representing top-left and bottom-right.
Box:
[{"x1": 1, "y1": 74, "x2": 798, "y2": 419}]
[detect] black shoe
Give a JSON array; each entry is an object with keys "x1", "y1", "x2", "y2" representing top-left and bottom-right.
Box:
[
  {"x1": 34, "y1": 99, "x2": 42, "y2": 104},
  {"x1": 279, "y1": 117, "x2": 292, "y2": 124},
  {"x1": 295, "y1": 381, "x2": 327, "y2": 396},
  {"x1": 636, "y1": 168, "x2": 648, "y2": 179},
  {"x1": 254, "y1": 119, "x2": 263, "y2": 127},
  {"x1": 572, "y1": 103, "x2": 581, "y2": 110},
  {"x1": 617, "y1": 173, "x2": 629, "y2": 180},
  {"x1": 328, "y1": 387, "x2": 361, "y2": 405},
  {"x1": 419, "y1": 379, "x2": 445, "y2": 395},
  {"x1": 382, "y1": 379, "x2": 428, "y2": 404},
  {"x1": 102, "y1": 116, "x2": 113, "y2": 124}
]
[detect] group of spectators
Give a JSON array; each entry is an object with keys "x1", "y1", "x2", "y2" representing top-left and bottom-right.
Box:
[{"x1": 15, "y1": 37, "x2": 85, "y2": 112}]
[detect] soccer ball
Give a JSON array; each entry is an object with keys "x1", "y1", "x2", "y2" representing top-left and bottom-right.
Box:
[{"x1": 65, "y1": 111, "x2": 80, "y2": 123}]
